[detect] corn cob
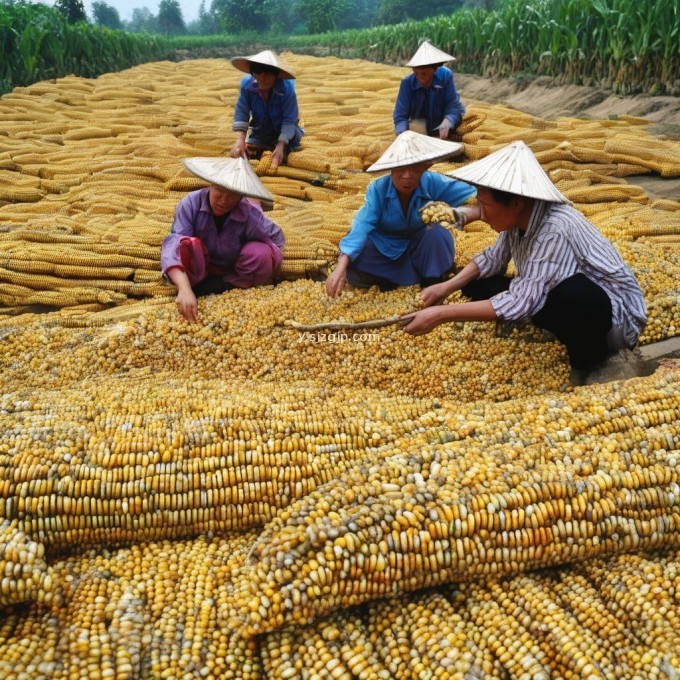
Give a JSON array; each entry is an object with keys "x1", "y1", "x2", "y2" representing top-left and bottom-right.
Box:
[
  {"x1": 231, "y1": 363, "x2": 680, "y2": 635},
  {"x1": 0, "y1": 520, "x2": 52, "y2": 608}
]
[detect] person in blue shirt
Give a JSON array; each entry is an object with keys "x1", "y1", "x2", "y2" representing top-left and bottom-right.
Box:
[
  {"x1": 325, "y1": 132, "x2": 476, "y2": 298},
  {"x1": 393, "y1": 41, "x2": 466, "y2": 141},
  {"x1": 229, "y1": 50, "x2": 304, "y2": 170}
]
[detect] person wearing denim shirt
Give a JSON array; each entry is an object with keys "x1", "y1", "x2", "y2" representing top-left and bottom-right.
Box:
[
  {"x1": 393, "y1": 41, "x2": 465, "y2": 140},
  {"x1": 229, "y1": 50, "x2": 304, "y2": 170}
]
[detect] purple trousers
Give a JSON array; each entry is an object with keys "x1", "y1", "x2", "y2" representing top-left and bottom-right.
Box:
[{"x1": 179, "y1": 236, "x2": 282, "y2": 290}]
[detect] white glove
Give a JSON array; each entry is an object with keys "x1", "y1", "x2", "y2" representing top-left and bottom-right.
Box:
[{"x1": 437, "y1": 119, "x2": 452, "y2": 140}]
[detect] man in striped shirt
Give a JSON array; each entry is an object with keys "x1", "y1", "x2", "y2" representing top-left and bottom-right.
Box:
[{"x1": 401, "y1": 141, "x2": 647, "y2": 385}]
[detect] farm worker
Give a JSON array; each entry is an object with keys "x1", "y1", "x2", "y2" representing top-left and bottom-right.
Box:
[
  {"x1": 229, "y1": 49, "x2": 304, "y2": 170},
  {"x1": 393, "y1": 41, "x2": 466, "y2": 140},
  {"x1": 401, "y1": 141, "x2": 647, "y2": 386},
  {"x1": 325, "y1": 131, "x2": 475, "y2": 297},
  {"x1": 161, "y1": 156, "x2": 285, "y2": 323}
]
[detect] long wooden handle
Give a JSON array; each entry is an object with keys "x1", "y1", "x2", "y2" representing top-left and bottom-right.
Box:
[{"x1": 280, "y1": 312, "x2": 418, "y2": 332}]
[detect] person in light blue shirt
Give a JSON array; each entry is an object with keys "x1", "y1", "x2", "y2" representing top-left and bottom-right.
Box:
[
  {"x1": 393, "y1": 41, "x2": 465, "y2": 140},
  {"x1": 326, "y1": 132, "x2": 475, "y2": 297},
  {"x1": 229, "y1": 50, "x2": 304, "y2": 170}
]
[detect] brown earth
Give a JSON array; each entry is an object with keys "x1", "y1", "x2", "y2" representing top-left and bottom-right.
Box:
[{"x1": 455, "y1": 73, "x2": 680, "y2": 200}]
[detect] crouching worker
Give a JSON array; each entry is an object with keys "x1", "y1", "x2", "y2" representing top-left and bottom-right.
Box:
[
  {"x1": 229, "y1": 49, "x2": 304, "y2": 170},
  {"x1": 402, "y1": 141, "x2": 647, "y2": 386},
  {"x1": 161, "y1": 156, "x2": 284, "y2": 322},
  {"x1": 326, "y1": 131, "x2": 475, "y2": 297},
  {"x1": 393, "y1": 41, "x2": 466, "y2": 141}
]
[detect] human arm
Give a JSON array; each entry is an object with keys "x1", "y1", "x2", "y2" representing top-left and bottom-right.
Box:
[
  {"x1": 161, "y1": 196, "x2": 202, "y2": 322},
  {"x1": 420, "y1": 259, "x2": 481, "y2": 307},
  {"x1": 277, "y1": 80, "x2": 300, "y2": 144},
  {"x1": 230, "y1": 130, "x2": 248, "y2": 158},
  {"x1": 325, "y1": 253, "x2": 350, "y2": 298},
  {"x1": 487, "y1": 230, "x2": 575, "y2": 321},
  {"x1": 231, "y1": 77, "x2": 252, "y2": 156},
  {"x1": 336, "y1": 180, "x2": 383, "y2": 262},
  {"x1": 160, "y1": 195, "x2": 199, "y2": 275},
  {"x1": 402, "y1": 299, "x2": 497, "y2": 336},
  {"x1": 392, "y1": 78, "x2": 412, "y2": 135},
  {"x1": 167, "y1": 267, "x2": 198, "y2": 323},
  {"x1": 428, "y1": 173, "x2": 478, "y2": 214},
  {"x1": 241, "y1": 202, "x2": 285, "y2": 271},
  {"x1": 437, "y1": 68, "x2": 466, "y2": 134}
]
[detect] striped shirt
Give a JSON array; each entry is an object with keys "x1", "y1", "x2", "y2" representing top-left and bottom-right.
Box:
[{"x1": 473, "y1": 201, "x2": 647, "y2": 347}]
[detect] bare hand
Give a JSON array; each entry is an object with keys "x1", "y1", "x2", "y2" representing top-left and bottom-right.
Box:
[
  {"x1": 420, "y1": 281, "x2": 451, "y2": 307},
  {"x1": 229, "y1": 139, "x2": 247, "y2": 159},
  {"x1": 271, "y1": 146, "x2": 285, "y2": 170},
  {"x1": 176, "y1": 288, "x2": 198, "y2": 323},
  {"x1": 325, "y1": 267, "x2": 346, "y2": 298},
  {"x1": 400, "y1": 307, "x2": 445, "y2": 336}
]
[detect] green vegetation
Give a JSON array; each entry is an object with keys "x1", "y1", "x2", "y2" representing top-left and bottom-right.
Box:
[
  {"x1": 1, "y1": 0, "x2": 676, "y2": 97},
  {"x1": 281, "y1": 0, "x2": 679, "y2": 95},
  {"x1": 0, "y1": 2, "x2": 171, "y2": 95}
]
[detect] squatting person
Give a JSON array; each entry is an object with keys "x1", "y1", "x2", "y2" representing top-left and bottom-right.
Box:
[
  {"x1": 161, "y1": 156, "x2": 285, "y2": 322},
  {"x1": 229, "y1": 49, "x2": 304, "y2": 170},
  {"x1": 325, "y1": 131, "x2": 476, "y2": 297},
  {"x1": 401, "y1": 140, "x2": 647, "y2": 385},
  {"x1": 393, "y1": 41, "x2": 466, "y2": 141}
]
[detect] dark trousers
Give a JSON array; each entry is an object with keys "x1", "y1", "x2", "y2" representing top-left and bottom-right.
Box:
[
  {"x1": 463, "y1": 274, "x2": 613, "y2": 370},
  {"x1": 193, "y1": 275, "x2": 233, "y2": 298}
]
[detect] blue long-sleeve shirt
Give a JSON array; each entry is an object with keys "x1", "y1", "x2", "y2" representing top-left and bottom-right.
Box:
[
  {"x1": 339, "y1": 172, "x2": 475, "y2": 261},
  {"x1": 232, "y1": 76, "x2": 303, "y2": 147},
  {"x1": 393, "y1": 67, "x2": 465, "y2": 136}
]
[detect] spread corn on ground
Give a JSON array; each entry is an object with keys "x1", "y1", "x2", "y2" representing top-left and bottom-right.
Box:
[{"x1": 0, "y1": 52, "x2": 679, "y2": 679}]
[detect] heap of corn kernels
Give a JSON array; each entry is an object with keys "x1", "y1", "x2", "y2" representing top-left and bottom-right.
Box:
[{"x1": 0, "y1": 53, "x2": 680, "y2": 679}]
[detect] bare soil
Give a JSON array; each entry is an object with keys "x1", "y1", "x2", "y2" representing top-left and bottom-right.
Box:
[{"x1": 456, "y1": 73, "x2": 680, "y2": 200}]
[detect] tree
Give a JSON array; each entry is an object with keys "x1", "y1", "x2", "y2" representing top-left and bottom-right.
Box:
[
  {"x1": 92, "y1": 1, "x2": 122, "y2": 30},
  {"x1": 268, "y1": 0, "x2": 301, "y2": 34},
  {"x1": 378, "y1": 0, "x2": 462, "y2": 24},
  {"x1": 337, "y1": 0, "x2": 378, "y2": 30},
  {"x1": 54, "y1": 0, "x2": 87, "y2": 23},
  {"x1": 296, "y1": 0, "x2": 350, "y2": 34},
  {"x1": 126, "y1": 7, "x2": 157, "y2": 33},
  {"x1": 187, "y1": 0, "x2": 221, "y2": 34},
  {"x1": 211, "y1": 0, "x2": 273, "y2": 33},
  {"x1": 158, "y1": 0, "x2": 186, "y2": 34}
]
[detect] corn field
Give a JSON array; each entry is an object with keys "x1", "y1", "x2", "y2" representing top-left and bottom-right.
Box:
[
  {"x1": 289, "y1": 0, "x2": 680, "y2": 95},
  {"x1": 0, "y1": 52, "x2": 679, "y2": 678},
  {"x1": 0, "y1": 3, "x2": 171, "y2": 96}
]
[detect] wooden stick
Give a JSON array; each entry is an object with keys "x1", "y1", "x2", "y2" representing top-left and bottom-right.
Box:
[{"x1": 279, "y1": 312, "x2": 418, "y2": 332}]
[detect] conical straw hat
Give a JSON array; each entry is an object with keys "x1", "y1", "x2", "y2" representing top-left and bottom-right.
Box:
[
  {"x1": 446, "y1": 141, "x2": 569, "y2": 203},
  {"x1": 405, "y1": 41, "x2": 456, "y2": 67},
  {"x1": 183, "y1": 157, "x2": 274, "y2": 203},
  {"x1": 366, "y1": 131, "x2": 463, "y2": 172},
  {"x1": 230, "y1": 50, "x2": 295, "y2": 79}
]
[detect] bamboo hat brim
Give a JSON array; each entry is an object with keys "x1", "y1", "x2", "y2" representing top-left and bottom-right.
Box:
[
  {"x1": 445, "y1": 141, "x2": 570, "y2": 203},
  {"x1": 183, "y1": 157, "x2": 274, "y2": 203},
  {"x1": 230, "y1": 50, "x2": 295, "y2": 79},
  {"x1": 366, "y1": 131, "x2": 463, "y2": 172},
  {"x1": 405, "y1": 41, "x2": 456, "y2": 67}
]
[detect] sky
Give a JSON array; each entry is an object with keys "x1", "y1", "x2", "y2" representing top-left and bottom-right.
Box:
[{"x1": 32, "y1": 0, "x2": 200, "y2": 24}]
